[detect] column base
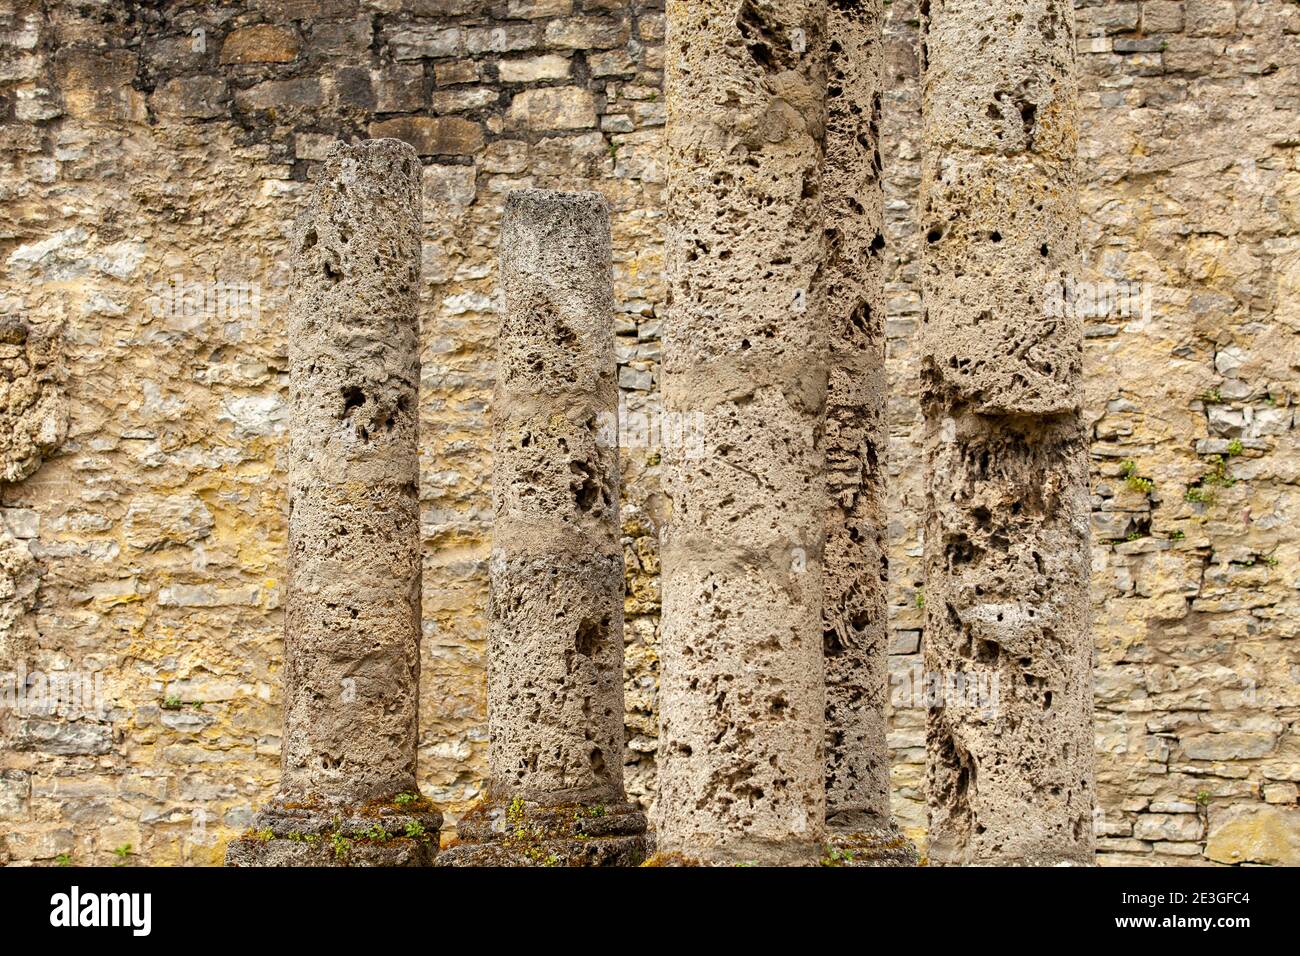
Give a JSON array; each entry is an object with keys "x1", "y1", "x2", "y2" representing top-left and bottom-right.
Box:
[
  {"x1": 225, "y1": 797, "x2": 443, "y2": 867},
  {"x1": 823, "y1": 818, "x2": 920, "y2": 867},
  {"x1": 438, "y1": 796, "x2": 648, "y2": 867}
]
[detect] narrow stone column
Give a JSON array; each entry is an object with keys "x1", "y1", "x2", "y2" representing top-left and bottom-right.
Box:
[
  {"x1": 821, "y1": 0, "x2": 916, "y2": 866},
  {"x1": 227, "y1": 140, "x2": 441, "y2": 867},
  {"x1": 656, "y1": 0, "x2": 829, "y2": 866},
  {"x1": 438, "y1": 190, "x2": 646, "y2": 867},
  {"x1": 919, "y1": 0, "x2": 1094, "y2": 864}
]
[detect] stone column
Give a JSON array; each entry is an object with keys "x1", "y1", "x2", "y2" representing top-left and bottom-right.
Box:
[
  {"x1": 227, "y1": 140, "x2": 441, "y2": 867},
  {"x1": 919, "y1": 0, "x2": 1094, "y2": 864},
  {"x1": 438, "y1": 190, "x2": 646, "y2": 867},
  {"x1": 821, "y1": 0, "x2": 916, "y2": 866},
  {"x1": 656, "y1": 0, "x2": 829, "y2": 866}
]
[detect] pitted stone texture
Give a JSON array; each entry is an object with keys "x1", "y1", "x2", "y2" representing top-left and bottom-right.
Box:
[
  {"x1": 0, "y1": 528, "x2": 38, "y2": 668},
  {"x1": 822, "y1": 0, "x2": 894, "y2": 829},
  {"x1": 278, "y1": 139, "x2": 424, "y2": 809},
  {"x1": 919, "y1": 0, "x2": 1082, "y2": 416},
  {"x1": 0, "y1": 315, "x2": 67, "y2": 484},
  {"x1": 658, "y1": 0, "x2": 829, "y2": 866},
  {"x1": 225, "y1": 800, "x2": 442, "y2": 868},
  {"x1": 920, "y1": 0, "x2": 1095, "y2": 866},
  {"x1": 923, "y1": 415, "x2": 1095, "y2": 865},
  {"x1": 489, "y1": 190, "x2": 627, "y2": 808},
  {"x1": 438, "y1": 796, "x2": 647, "y2": 867}
]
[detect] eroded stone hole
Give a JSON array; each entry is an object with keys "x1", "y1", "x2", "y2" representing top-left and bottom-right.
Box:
[
  {"x1": 736, "y1": 0, "x2": 792, "y2": 73},
  {"x1": 341, "y1": 385, "x2": 365, "y2": 417},
  {"x1": 574, "y1": 616, "x2": 607, "y2": 657},
  {"x1": 570, "y1": 460, "x2": 605, "y2": 512}
]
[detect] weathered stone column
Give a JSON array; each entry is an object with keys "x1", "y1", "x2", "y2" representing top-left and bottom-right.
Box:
[
  {"x1": 919, "y1": 0, "x2": 1095, "y2": 864},
  {"x1": 821, "y1": 0, "x2": 916, "y2": 866},
  {"x1": 227, "y1": 140, "x2": 441, "y2": 867},
  {"x1": 438, "y1": 190, "x2": 646, "y2": 867},
  {"x1": 656, "y1": 0, "x2": 829, "y2": 866}
]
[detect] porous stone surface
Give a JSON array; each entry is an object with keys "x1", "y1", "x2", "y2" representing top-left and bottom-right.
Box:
[
  {"x1": 821, "y1": 0, "x2": 898, "y2": 838},
  {"x1": 452, "y1": 189, "x2": 642, "y2": 864},
  {"x1": 656, "y1": 0, "x2": 830, "y2": 866},
  {"x1": 919, "y1": 0, "x2": 1096, "y2": 865},
  {"x1": 1, "y1": 0, "x2": 1296, "y2": 867},
  {"x1": 275, "y1": 139, "x2": 425, "y2": 812},
  {"x1": 0, "y1": 313, "x2": 66, "y2": 484}
]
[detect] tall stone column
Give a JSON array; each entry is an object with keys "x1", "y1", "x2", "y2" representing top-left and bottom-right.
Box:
[
  {"x1": 656, "y1": 0, "x2": 829, "y2": 866},
  {"x1": 439, "y1": 190, "x2": 647, "y2": 867},
  {"x1": 821, "y1": 0, "x2": 916, "y2": 866},
  {"x1": 227, "y1": 140, "x2": 441, "y2": 867},
  {"x1": 919, "y1": 0, "x2": 1095, "y2": 864}
]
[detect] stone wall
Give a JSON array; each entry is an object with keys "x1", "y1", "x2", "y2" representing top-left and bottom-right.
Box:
[{"x1": 0, "y1": 0, "x2": 1295, "y2": 866}]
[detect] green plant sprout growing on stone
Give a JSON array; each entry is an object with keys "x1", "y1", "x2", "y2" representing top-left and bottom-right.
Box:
[
  {"x1": 394, "y1": 792, "x2": 417, "y2": 806},
  {"x1": 1169, "y1": 529, "x2": 1185, "y2": 541},
  {"x1": 55, "y1": 853, "x2": 71, "y2": 866},
  {"x1": 1196, "y1": 790, "x2": 1211, "y2": 806},
  {"x1": 331, "y1": 831, "x2": 351, "y2": 861},
  {"x1": 1120, "y1": 460, "x2": 1154, "y2": 493},
  {"x1": 162, "y1": 695, "x2": 182, "y2": 710},
  {"x1": 1201, "y1": 454, "x2": 1236, "y2": 489},
  {"x1": 1226, "y1": 438, "x2": 1244, "y2": 456},
  {"x1": 112, "y1": 844, "x2": 132, "y2": 866},
  {"x1": 914, "y1": 590, "x2": 925, "y2": 610},
  {"x1": 1185, "y1": 486, "x2": 1213, "y2": 505},
  {"x1": 404, "y1": 820, "x2": 426, "y2": 839}
]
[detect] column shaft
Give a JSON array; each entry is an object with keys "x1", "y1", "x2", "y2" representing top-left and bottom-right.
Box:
[
  {"x1": 919, "y1": 0, "x2": 1095, "y2": 865},
  {"x1": 658, "y1": 0, "x2": 830, "y2": 866},
  {"x1": 822, "y1": 0, "x2": 892, "y2": 830},
  {"x1": 440, "y1": 190, "x2": 646, "y2": 867},
  {"x1": 228, "y1": 140, "x2": 440, "y2": 867}
]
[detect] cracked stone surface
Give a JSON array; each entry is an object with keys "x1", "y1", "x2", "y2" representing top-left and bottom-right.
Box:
[
  {"x1": 920, "y1": 0, "x2": 1095, "y2": 865},
  {"x1": 228, "y1": 139, "x2": 436, "y2": 865},
  {"x1": 657, "y1": 0, "x2": 830, "y2": 866}
]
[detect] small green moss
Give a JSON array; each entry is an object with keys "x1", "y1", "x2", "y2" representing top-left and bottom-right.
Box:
[
  {"x1": 1169, "y1": 529, "x2": 1185, "y2": 541},
  {"x1": 1196, "y1": 790, "x2": 1211, "y2": 806},
  {"x1": 914, "y1": 590, "x2": 925, "y2": 610},
  {"x1": 394, "y1": 791, "x2": 417, "y2": 806},
  {"x1": 112, "y1": 844, "x2": 132, "y2": 866},
  {"x1": 331, "y1": 831, "x2": 351, "y2": 861},
  {"x1": 256, "y1": 828, "x2": 274, "y2": 843},
  {"x1": 55, "y1": 853, "x2": 71, "y2": 867},
  {"x1": 1185, "y1": 486, "x2": 1213, "y2": 505},
  {"x1": 162, "y1": 695, "x2": 182, "y2": 710},
  {"x1": 1226, "y1": 438, "x2": 1244, "y2": 456}
]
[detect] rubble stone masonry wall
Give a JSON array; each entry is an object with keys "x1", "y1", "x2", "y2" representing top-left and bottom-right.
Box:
[{"x1": 0, "y1": 0, "x2": 1295, "y2": 865}]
